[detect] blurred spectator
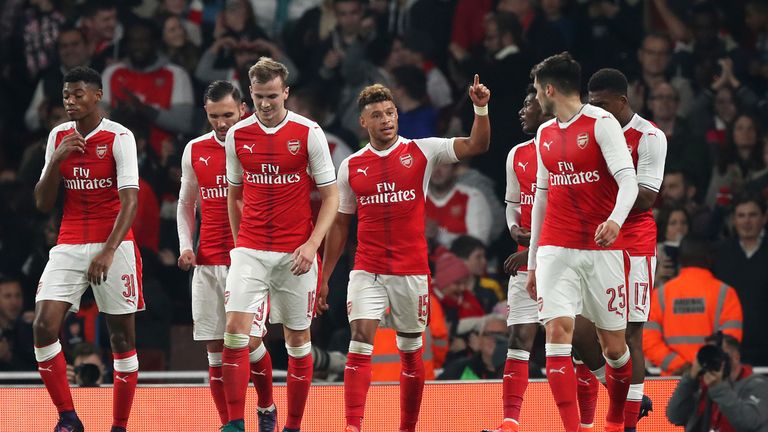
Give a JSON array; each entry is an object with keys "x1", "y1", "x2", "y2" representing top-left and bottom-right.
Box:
[
  {"x1": 449, "y1": 0, "x2": 493, "y2": 54},
  {"x1": 432, "y1": 252, "x2": 485, "y2": 337},
  {"x1": 80, "y1": 0, "x2": 122, "y2": 72},
  {"x1": 19, "y1": 213, "x2": 59, "y2": 309},
  {"x1": 0, "y1": 275, "x2": 35, "y2": 371},
  {"x1": 706, "y1": 113, "x2": 765, "y2": 208},
  {"x1": 666, "y1": 333, "x2": 768, "y2": 432},
  {"x1": 455, "y1": 161, "x2": 507, "y2": 244},
  {"x1": 427, "y1": 163, "x2": 494, "y2": 247},
  {"x1": 747, "y1": 139, "x2": 768, "y2": 198},
  {"x1": 248, "y1": 0, "x2": 319, "y2": 40},
  {"x1": 627, "y1": 32, "x2": 694, "y2": 117},
  {"x1": 285, "y1": 85, "x2": 358, "y2": 153},
  {"x1": 102, "y1": 18, "x2": 195, "y2": 156},
  {"x1": 644, "y1": 236, "x2": 743, "y2": 376},
  {"x1": 399, "y1": 30, "x2": 453, "y2": 110},
  {"x1": 439, "y1": 314, "x2": 508, "y2": 380},
  {"x1": 713, "y1": 194, "x2": 768, "y2": 366},
  {"x1": 391, "y1": 65, "x2": 437, "y2": 139},
  {"x1": 649, "y1": 82, "x2": 711, "y2": 198},
  {"x1": 744, "y1": 1, "x2": 768, "y2": 88},
  {"x1": 449, "y1": 235, "x2": 503, "y2": 313},
  {"x1": 24, "y1": 25, "x2": 91, "y2": 132},
  {"x1": 18, "y1": 103, "x2": 68, "y2": 186},
  {"x1": 158, "y1": 13, "x2": 200, "y2": 79},
  {"x1": 655, "y1": 205, "x2": 690, "y2": 285},
  {"x1": 154, "y1": 0, "x2": 203, "y2": 46},
  {"x1": 539, "y1": 0, "x2": 575, "y2": 49},
  {"x1": 66, "y1": 342, "x2": 106, "y2": 386},
  {"x1": 7, "y1": 0, "x2": 66, "y2": 80},
  {"x1": 286, "y1": 0, "x2": 337, "y2": 73}
]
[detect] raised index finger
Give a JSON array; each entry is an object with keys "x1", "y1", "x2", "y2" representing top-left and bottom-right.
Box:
[{"x1": 473, "y1": 74, "x2": 479, "y2": 87}]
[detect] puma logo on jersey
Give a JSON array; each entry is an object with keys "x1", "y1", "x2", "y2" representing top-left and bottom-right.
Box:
[
  {"x1": 577, "y1": 377, "x2": 592, "y2": 385},
  {"x1": 199, "y1": 156, "x2": 211, "y2": 166},
  {"x1": 222, "y1": 362, "x2": 239, "y2": 368},
  {"x1": 609, "y1": 375, "x2": 628, "y2": 384},
  {"x1": 357, "y1": 167, "x2": 369, "y2": 176},
  {"x1": 289, "y1": 374, "x2": 306, "y2": 381},
  {"x1": 252, "y1": 369, "x2": 267, "y2": 376},
  {"x1": 518, "y1": 161, "x2": 529, "y2": 172},
  {"x1": 114, "y1": 374, "x2": 129, "y2": 383},
  {"x1": 542, "y1": 141, "x2": 552, "y2": 151},
  {"x1": 548, "y1": 367, "x2": 566, "y2": 375},
  {"x1": 38, "y1": 366, "x2": 53, "y2": 373},
  {"x1": 243, "y1": 144, "x2": 255, "y2": 153}
]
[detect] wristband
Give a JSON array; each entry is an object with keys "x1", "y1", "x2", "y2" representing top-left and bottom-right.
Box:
[{"x1": 473, "y1": 104, "x2": 488, "y2": 116}]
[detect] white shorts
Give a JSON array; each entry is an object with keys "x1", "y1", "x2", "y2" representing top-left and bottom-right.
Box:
[
  {"x1": 626, "y1": 254, "x2": 656, "y2": 323},
  {"x1": 536, "y1": 246, "x2": 628, "y2": 331},
  {"x1": 37, "y1": 241, "x2": 143, "y2": 315},
  {"x1": 347, "y1": 270, "x2": 429, "y2": 333},
  {"x1": 191, "y1": 265, "x2": 266, "y2": 340},
  {"x1": 225, "y1": 248, "x2": 319, "y2": 331},
  {"x1": 507, "y1": 271, "x2": 539, "y2": 326}
]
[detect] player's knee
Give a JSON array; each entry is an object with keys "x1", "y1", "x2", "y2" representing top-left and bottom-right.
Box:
[
  {"x1": 247, "y1": 337, "x2": 262, "y2": 351},
  {"x1": 602, "y1": 342, "x2": 628, "y2": 361},
  {"x1": 625, "y1": 324, "x2": 643, "y2": 350},
  {"x1": 508, "y1": 328, "x2": 534, "y2": 351},
  {"x1": 32, "y1": 317, "x2": 56, "y2": 343},
  {"x1": 544, "y1": 319, "x2": 573, "y2": 343},
  {"x1": 109, "y1": 330, "x2": 133, "y2": 352}
]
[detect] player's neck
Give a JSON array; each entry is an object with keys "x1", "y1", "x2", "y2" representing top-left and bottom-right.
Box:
[
  {"x1": 75, "y1": 111, "x2": 103, "y2": 137},
  {"x1": 618, "y1": 109, "x2": 635, "y2": 128},
  {"x1": 369, "y1": 135, "x2": 398, "y2": 152},
  {"x1": 554, "y1": 97, "x2": 584, "y2": 123},
  {"x1": 257, "y1": 107, "x2": 288, "y2": 128}
]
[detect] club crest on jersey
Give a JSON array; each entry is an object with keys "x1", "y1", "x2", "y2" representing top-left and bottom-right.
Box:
[
  {"x1": 96, "y1": 144, "x2": 108, "y2": 159},
  {"x1": 576, "y1": 133, "x2": 589, "y2": 149},
  {"x1": 400, "y1": 153, "x2": 413, "y2": 168},
  {"x1": 287, "y1": 139, "x2": 301, "y2": 155}
]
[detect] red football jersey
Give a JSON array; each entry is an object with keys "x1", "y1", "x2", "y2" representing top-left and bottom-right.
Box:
[
  {"x1": 426, "y1": 183, "x2": 492, "y2": 246},
  {"x1": 178, "y1": 131, "x2": 233, "y2": 265},
  {"x1": 505, "y1": 139, "x2": 538, "y2": 270},
  {"x1": 535, "y1": 105, "x2": 635, "y2": 251},
  {"x1": 42, "y1": 119, "x2": 139, "y2": 244},
  {"x1": 225, "y1": 111, "x2": 336, "y2": 253},
  {"x1": 622, "y1": 114, "x2": 667, "y2": 256},
  {"x1": 338, "y1": 136, "x2": 458, "y2": 275}
]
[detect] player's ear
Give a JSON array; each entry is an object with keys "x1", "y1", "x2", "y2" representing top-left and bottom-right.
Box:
[
  {"x1": 284, "y1": 85, "x2": 290, "y2": 98},
  {"x1": 95, "y1": 88, "x2": 103, "y2": 101},
  {"x1": 359, "y1": 114, "x2": 367, "y2": 129}
]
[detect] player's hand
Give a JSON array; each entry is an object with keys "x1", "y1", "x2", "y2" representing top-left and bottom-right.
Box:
[
  {"x1": 504, "y1": 250, "x2": 528, "y2": 276},
  {"x1": 291, "y1": 241, "x2": 318, "y2": 276},
  {"x1": 468, "y1": 74, "x2": 490, "y2": 107},
  {"x1": 88, "y1": 248, "x2": 115, "y2": 285},
  {"x1": 178, "y1": 250, "x2": 196, "y2": 271},
  {"x1": 525, "y1": 269, "x2": 537, "y2": 300},
  {"x1": 594, "y1": 220, "x2": 620, "y2": 247},
  {"x1": 52, "y1": 132, "x2": 86, "y2": 164},
  {"x1": 315, "y1": 280, "x2": 330, "y2": 316},
  {"x1": 510, "y1": 226, "x2": 531, "y2": 247}
]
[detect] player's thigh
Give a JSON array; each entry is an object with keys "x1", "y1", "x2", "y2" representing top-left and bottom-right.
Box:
[
  {"x1": 37, "y1": 244, "x2": 90, "y2": 312},
  {"x1": 346, "y1": 270, "x2": 389, "y2": 324},
  {"x1": 191, "y1": 265, "x2": 229, "y2": 341},
  {"x1": 91, "y1": 241, "x2": 142, "y2": 315},
  {"x1": 627, "y1": 254, "x2": 656, "y2": 323},
  {"x1": 507, "y1": 271, "x2": 538, "y2": 326},
  {"x1": 268, "y1": 252, "x2": 319, "y2": 331},
  {"x1": 536, "y1": 246, "x2": 583, "y2": 324},
  {"x1": 580, "y1": 249, "x2": 628, "y2": 332},
  {"x1": 382, "y1": 274, "x2": 429, "y2": 333},
  {"x1": 225, "y1": 248, "x2": 271, "y2": 323}
]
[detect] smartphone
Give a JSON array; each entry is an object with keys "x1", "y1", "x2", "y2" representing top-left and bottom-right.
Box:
[{"x1": 663, "y1": 244, "x2": 679, "y2": 268}]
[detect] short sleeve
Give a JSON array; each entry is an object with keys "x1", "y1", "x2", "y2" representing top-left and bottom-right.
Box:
[
  {"x1": 505, "y1": 146, "x2": 520, "y2": 203},
  {"x1": 337, "y1": 158, "x2": 356, "y2": 214},
  {"x1": 636, "y1": 130, "x2": 667, "y2": 193},
  {"x1": 39, "y1": 127, "x2": 59, "y2": 180},
  {"x1": 534, "y1": 129, "x2": 550, "y2": 190},
  {"x1": 113, "y1": 129, "x2": 139, "y2": 190},
  {"x1": 594, "y1": 115, "x2": 634, "y2": 177},
  {"x1": 225, "y1": 127, "x2": 243, "y2": 185},
  {"x1": 307, "y1": 125, "x2": 337, "y2": 187},
  {"x1": 415, "y1": 137, "x2": 458, "y2": 165}
]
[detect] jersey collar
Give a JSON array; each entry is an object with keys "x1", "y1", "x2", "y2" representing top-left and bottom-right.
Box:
[
  {"x1": 366, "y1": 136, "x2": 406, "y2": 157},
  {"x1": 622, "y1": 113, "x2": 641, "y2": 132}
]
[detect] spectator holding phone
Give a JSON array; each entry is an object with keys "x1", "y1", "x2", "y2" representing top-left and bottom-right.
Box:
[{"x1": 656, "y1": 205, "x2": 691, "y2": 285}]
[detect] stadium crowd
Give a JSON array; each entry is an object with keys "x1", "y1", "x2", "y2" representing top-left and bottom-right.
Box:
[{"x1": 0, "y1": 0, "x2": 767, "y2": 384}]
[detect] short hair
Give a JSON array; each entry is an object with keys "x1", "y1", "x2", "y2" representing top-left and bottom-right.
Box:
[
  {"x1": 679, "y1": 235, "x2": 711, "y2": 268},
  {"x1": 490, "y1": 13, "x2": 522, "y2": 45},
  {"x1": 643, "y1": 31, "x2": 673, "y2": 50},
  {"x1": 357, "y1": 84, "x2": 394, "y2": 112},
  {"x1": 391, "y1": 65, "x2": 427, "y2": 101},
  {"x1": 705, "y1": 333, "x2": 741, "y2": 352},
  {"x1": 71, "y1": 342, "x2": 102, "y2": 360},
  {"x1": 526, "y1": 83, "x2": 536, "y2": 97},
  {"x1": 204, "y1": 80, "x2": 242, "y2": 104},
  {"x1": 63, "y1": 66, "x2": 102, "y2": 89},
  {"x1": 480, "y1": 314, "x2": 508, "y2": 335},
  {"x1": 82, "y1": 0, "x2": 116, "y2": 17},
  {"x1": 587, "y1": 68, "x2": 628, "y2": 96},
  {"x1": 0, "y1": 274, "x2": 21, "y2": 287},
  {"x1": 450, "y1": 235, "x2": 486, "y2": 259},
  {"x1": 127, "y1": 18, "x2": 161, "y2": 42},
  {"x1": 58, "y1": 23, "x2": 87, "y2": 43},
  {"x1": 248, "y1": 57, "x2": 289, "y2": 86},
  {"x1": 530, "y1": 51, "x2": 581, "y2": 95},
  {"x1": 732, "y1": 192, "x2": 767, "y2": 214}
]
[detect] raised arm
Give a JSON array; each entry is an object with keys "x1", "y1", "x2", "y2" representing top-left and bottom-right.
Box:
[{"x1": 453, "y1": 74, "x2": 491, "y2": 160}]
